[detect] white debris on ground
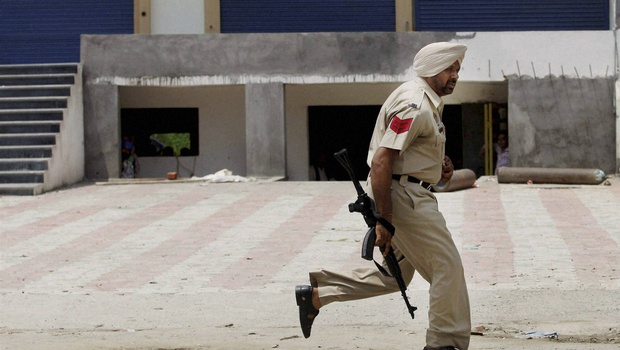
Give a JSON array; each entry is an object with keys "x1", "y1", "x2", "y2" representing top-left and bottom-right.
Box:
[{"x1": 193, "y1": 169, "x2": 255, "y2": 183}]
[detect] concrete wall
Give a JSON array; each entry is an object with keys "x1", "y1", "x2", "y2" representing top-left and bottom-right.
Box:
[
  {"x1": 509, "y1": 77, "x2": 616, "y2": 174},
  {"x1": 46, "y1": 65, "x2": 85, "y2": 190},
  {"x1": 245, "y1": 83, "x2": 285, "y2": 178},
  {"x1": 81, "y1": 31, "x2": 618, "y2": 180},
  {"x1": 119, "y1": 86, "x2": 245, "y2": 178},
  {"x1": 615, "y1": 30, "x2": 620, "y2": 175},
  {"x1": 81, "y1": 32, "x2": 455, "y2": 179}
]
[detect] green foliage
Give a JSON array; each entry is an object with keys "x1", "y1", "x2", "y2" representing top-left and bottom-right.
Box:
[{"x1": 150, "y1": 133, "x2": 190, "y2": 156}]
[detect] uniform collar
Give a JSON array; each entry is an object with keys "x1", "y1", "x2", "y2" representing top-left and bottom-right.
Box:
[{"x1": 415, "y1": 77, "x2": 444, "y2": 112}]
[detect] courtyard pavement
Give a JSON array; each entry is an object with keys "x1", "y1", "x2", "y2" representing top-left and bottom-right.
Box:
[{"x1": 1, "y1": 175, "x2": 619, "y2": 349}]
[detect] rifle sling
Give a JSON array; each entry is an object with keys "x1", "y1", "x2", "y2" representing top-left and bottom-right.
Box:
[{"x1": 372, "y1": 252, "x2": 404, "y2": 278}]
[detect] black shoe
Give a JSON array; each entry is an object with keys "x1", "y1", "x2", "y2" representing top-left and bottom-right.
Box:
[
  {"x1": 423, "y1": 347, "x2": 458, "y2": 350},
  {"x1": 295, "y1": 285, "x2": 319, "y2": 338}
]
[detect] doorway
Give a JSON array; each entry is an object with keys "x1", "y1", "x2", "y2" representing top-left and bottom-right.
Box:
[
  {"x1": 443, "y1": 105, "x2": 464, "y2": 170},
  {"x1": 307, "y1": 102, "x2": 507, "y2": 181},
  {"x1": 461, "y1": 103, "x2": 508, "y2": 177},
  {"x1": 308, "y1": 105, "x2": 380, "y2": 181}
]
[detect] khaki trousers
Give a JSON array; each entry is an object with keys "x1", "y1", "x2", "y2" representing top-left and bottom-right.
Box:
[{"x1": 309, "y1": 177, "x2": 471, "y2": 349}]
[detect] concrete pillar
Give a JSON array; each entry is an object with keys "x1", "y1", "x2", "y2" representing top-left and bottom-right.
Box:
[
  {"x1": 616, "y1": 79, "x2": 620, "y2": 174},
  {"x1": 133, "y1": 0, "x2": 151, "y2": 34},
  {"x1": 395, "y1": 0, "x2": 413, "y2": 32},
  {"x1": 616, "y1": 25, "x2": 620, "y2": 174},
  {"x1": 245, "y1": 83, "x2": 286, "y2": 178},
  {"x1": 83, "y1": 84, "x2": 120, "y2": 180},
  {"x1": 204, "y1": 0, "x2": 220, "y2": 33}
]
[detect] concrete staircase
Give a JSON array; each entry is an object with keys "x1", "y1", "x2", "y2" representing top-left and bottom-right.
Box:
[{"x1": 0, "y1": 64, "x2": 84, "y2": 195}]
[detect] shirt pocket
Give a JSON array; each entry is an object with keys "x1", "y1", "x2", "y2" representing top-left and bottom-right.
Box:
[{"x1": 435, "y1": 121, "x2": 446, "y2": 147}]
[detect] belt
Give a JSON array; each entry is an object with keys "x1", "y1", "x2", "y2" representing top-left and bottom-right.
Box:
[{"x1": 392, "y1": 174, "x2": 434, "y2": 191}]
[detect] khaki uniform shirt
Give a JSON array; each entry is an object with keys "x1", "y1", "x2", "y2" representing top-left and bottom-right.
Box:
[{"x1": 367, "y1": 77, "x2": 446, "y2": 184}]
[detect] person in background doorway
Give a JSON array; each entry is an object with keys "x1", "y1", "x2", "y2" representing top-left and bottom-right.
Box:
[
  {"x1": 494, "y1": 131, "x2": 509, "y2": 174},
  {"x1": 309, "y1": 152, "x2": 334, "y2": 181},
  {"x1": 478, "y1": 131, "x2": 509, "y2": 175},
  {"x1": 121, "y1": 136, "x2": 139, "y2": 178}
]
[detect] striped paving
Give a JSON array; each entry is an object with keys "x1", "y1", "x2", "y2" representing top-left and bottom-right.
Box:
[{"x1": 1, "y1": 179, "x2": 620, "y2": 297}]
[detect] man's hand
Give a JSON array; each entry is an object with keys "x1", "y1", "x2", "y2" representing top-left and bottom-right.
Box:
[
  {"x1": 441, "y1": 155, "x2": 454, "y2": 183},
  {"x1": 375, "y1": 221, "x2": 392, "y2": 256}
]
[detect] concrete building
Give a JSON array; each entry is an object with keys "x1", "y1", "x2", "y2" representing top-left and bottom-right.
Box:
[{"x1": 3, "y1": 1, "x2": 620, "y2": 188}]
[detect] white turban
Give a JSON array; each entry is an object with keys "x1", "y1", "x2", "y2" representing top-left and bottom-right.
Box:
[{"x1": 413, "y1": 42, "x2": 467, "y2": 77}]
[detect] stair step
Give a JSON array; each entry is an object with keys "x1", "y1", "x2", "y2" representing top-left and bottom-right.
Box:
[
  {"x1": 0, "y1": 158, "x2": 49, "y2": 171},
  {"x1": 0, "y1": 133, "x2": 57, "y2": 146},
  {"x1": 0, "y1": 64, "x2": 79, "y2": 196},
  {"x1": 0, "y1": 145, "x2": 53, "y2": 158},
  {"x1": 0, "y1": 63, "x2": 78, "y2": 75},
  {"x1": 0, "y1": 183, "x2": 45, "y2": 196},
  {"x1": 0, "y1": 85, "x2": 72, "y2": 98},
  {"x1": 0, "y1": 97, "x2": 68, "y2": 110},
  {"x1": 0, "y1": 109, "x2": 64, "y2": 122},
  {"x1": 0, "y1": 121, "x2": 60, "y2": 133},
  {"x1": 0, "y1": 74, "x2": 75, "y2": 86},
  {"x1": 0, "y1": 170, "x2": 45, "y2": 184}
]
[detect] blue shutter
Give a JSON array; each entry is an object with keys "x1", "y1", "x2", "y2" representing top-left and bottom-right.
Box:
[
  {"x1": 415, "y1": 0, "x2": 609, "y2": 31},
  {"x1": 0, "y1": 0, "x2": 133, "y2": 64},
  {"x1": 221, "y1": 0, "x2": 395, "y2": 33}
]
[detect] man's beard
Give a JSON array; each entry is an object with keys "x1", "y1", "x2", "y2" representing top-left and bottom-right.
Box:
[{"x1": 441, "y1": 80, "x2": 457, "y2": 95}]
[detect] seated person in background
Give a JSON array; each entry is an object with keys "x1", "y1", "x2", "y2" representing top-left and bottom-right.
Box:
[
  {"x1": 478, "y1": 131, "x2": 509, "y2": 175},
  {"x1": 309, "y1": 153, "x2": 334, "y2": 181},
  {"x1": 121, "y1": 137, "x2": 139, "y2": 178},
  {"x1": 494, "y1": 132, "x2": 509, "y2": 174}
]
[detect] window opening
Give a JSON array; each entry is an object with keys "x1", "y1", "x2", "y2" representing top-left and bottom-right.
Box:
[{"x1": 120, "y1": 108, "x2": 199, "y2": 158}]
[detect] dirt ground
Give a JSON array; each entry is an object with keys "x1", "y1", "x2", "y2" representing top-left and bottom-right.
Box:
[{"x1": 1, "y1": 177, "x2": 620, "y2": 349}]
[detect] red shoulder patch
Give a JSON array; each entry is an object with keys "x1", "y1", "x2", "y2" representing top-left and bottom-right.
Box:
[{"x1": 389, "y1": 116, "x2": 412, "y2": 134}]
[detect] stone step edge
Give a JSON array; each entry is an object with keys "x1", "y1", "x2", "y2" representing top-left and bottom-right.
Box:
[{"x1": 0, "y1": 108, "x2": 65, "y2": 114}]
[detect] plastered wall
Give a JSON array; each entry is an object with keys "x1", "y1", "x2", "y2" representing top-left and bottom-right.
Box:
[
  {"x1": 509, "y1": 77, "x2": 616, "y2": 173},
  {"x1": 81, "y1": 31, "x2": 618, "y2": 179},
  {"x1": 119, "y1": 86, "x2": 245, "y2": 178}
]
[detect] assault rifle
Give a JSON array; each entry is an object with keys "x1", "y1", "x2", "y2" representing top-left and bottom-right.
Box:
[{"x1": 333, "y1": 148, "x2": 417, "y2": 319}]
